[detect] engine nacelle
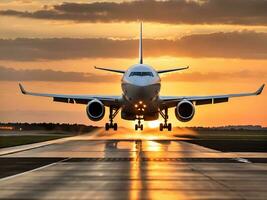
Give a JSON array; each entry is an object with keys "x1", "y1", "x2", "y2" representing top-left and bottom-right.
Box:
[
  {"x1": 175, "y1": 100, "x2": 195, "y2": 122},
  {"x1": 86, "y1": 99, "x2": 105, "y2": 121}
]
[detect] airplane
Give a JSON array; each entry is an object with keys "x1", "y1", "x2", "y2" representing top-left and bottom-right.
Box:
[{"x1": 19, "y1": 23, "x2": 265, "y2": 131}]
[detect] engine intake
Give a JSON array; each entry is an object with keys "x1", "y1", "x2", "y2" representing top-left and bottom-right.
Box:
[
  {"x1": 175, "y1": 100, "x2": 195, "y2": 122},
  {"x1": 86, "y1": 99, "x2": 105, "y2": 121}
]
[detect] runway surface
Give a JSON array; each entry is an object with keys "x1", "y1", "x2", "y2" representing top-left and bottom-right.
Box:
[{"x1": 1, "y1": 128, "x2": 267, "y2": 200}]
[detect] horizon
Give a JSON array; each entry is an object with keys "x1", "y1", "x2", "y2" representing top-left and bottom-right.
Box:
[{"x1": 1, "y1": 122, "x2": 266, "y2": 129}]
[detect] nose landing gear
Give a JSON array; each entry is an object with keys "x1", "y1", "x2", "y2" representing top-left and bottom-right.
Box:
[
  {"x1": 105, "y1": 106, "x2": 120, "y2": 131},
  {"x1": 159, "y1": 108, "x2": 172, "y2": 131},
  {"x1": 135, "y1": 116, "x2": 144, "y2": 131}
]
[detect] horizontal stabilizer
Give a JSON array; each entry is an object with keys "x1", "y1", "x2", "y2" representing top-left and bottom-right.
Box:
[
  {"x1": 94, "y1": 66, "x2": 125, "y2": 74},
  {"x1": 157, "y1": 66, "x2": 189, "y2": 74}
]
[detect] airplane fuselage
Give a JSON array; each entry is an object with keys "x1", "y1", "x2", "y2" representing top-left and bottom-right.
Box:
[{"x1": 121, "y1": 64, "x2": 161, "y2": 121}]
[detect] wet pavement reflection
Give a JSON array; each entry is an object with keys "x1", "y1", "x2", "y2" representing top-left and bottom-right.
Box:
[{"x1": 0, "y1": 129, "x2": 267, "y2": 199}]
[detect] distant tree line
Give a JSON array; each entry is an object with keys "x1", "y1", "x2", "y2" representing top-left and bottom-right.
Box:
[
  {"x1": 0, "y1": 123, "x2": 265, "y2": 132},
  {"x1": 178, "y1": 125, "x2": 266, "y2": 131},
  {"x1": 0, "y1": 123, "x2": 98, "y2": 133}
]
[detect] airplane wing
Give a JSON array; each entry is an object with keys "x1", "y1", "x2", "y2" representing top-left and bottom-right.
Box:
[
  {"x1": 157, "y1": 66, "x2": 189, "y2": 74},
  {"x1": 160, "y1": 84, "x2": 265, "y2": 108},
  {"x1": 19, "y1": 83, "x2": 122, "y2": 107},
  {"x1": 94, "y1": 66, "x2": 125, "y2": 74}
]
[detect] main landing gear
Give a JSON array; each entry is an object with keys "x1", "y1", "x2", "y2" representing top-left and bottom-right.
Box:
[
  {"x1": 105, "y1": 106, "x2": 120, "y2": 131},
  {"x1": 135, "y1": 116, "x2": 143, "y2": 131},
  {"x1": 159, "y1": 108, "x2": 172, "y2": 131}
]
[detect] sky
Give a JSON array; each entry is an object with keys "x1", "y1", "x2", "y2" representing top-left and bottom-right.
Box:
[{"x1": 0, "y1": 0, "x2": 266, "y2": 127}]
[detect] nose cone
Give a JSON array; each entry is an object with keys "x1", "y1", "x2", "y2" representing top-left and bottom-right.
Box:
[{"x1": 122, "y1": 64, "x2": 161, "y2": 101}]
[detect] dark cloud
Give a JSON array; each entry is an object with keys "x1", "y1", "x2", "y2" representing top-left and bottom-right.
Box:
[
  {"x1": 0, "y1": 66, "x2": 119, "y2": 82},
  {"x1": 1, "y1": 31, "x2": 267, "y2": 60},
  {"x1": 1, "y1": 0, "x2": 267, "y2": 25},
  {"x1": 0, "y1": 38, "x2": 137, "y2": 61},
  {"x1": 0, "y1": 66, "x2": 265, "y2": 83}
]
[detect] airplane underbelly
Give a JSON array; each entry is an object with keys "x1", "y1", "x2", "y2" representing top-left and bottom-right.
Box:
[
  {"x1": 121, "y1": 82, "x2": 160, "y2": 121},
  {"x1": 121, "y1": 109, "x2": 159, "y2": 121}
]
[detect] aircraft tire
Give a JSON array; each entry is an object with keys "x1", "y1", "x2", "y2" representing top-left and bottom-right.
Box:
[
  {"x1": 159, "y1": 123, "x2": 163, "y2": 131},
  {"x1": 105, "y1": 123, "x2": 109, "y2": 131},
  {"x1": 168, "y1": 123, "x2": 172, "y2": 131},
  {"x1": 114, "y1": 123, "x2": 118, "y2": 131}
]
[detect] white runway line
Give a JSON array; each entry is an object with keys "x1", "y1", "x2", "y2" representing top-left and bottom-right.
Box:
[{"x1": 234, "y1": 157, "x2": 251, "y2": 163}]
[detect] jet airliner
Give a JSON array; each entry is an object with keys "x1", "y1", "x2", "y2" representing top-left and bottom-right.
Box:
[{"x1": 19, "y1": 23, "x2": 265, "y2": 131}]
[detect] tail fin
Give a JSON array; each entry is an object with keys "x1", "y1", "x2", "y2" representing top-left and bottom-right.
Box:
[{"x1": 139, "y1": 22, "x2": 143, "y2": 64}]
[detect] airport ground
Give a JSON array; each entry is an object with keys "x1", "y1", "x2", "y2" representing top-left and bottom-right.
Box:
[{"x1": 0, "y1": 128, "x2": 267, "y2": 200}]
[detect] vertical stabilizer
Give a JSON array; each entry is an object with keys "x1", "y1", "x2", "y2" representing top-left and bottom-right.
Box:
[{"x1": 139, "y1": 22, "x2": 143, "y2": 64}]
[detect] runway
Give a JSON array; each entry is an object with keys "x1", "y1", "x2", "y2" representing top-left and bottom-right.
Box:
[{"x1": 0, "y1": 128, "x2": 267, "y2": 200}]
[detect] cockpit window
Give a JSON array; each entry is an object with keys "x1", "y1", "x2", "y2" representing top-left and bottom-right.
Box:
[{"x1": 129, "y1": 71, "x2": 154, "y2": 77}]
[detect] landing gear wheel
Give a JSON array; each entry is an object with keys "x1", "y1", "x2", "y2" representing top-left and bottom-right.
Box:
[
  {"x1": 114, "y1": 123, "x2": 118, "y2": 131},
  {"x1": 105, "y1": 123, "x2": 109, "y2": 131},
  {"x1": 167, "y1": 123, "x2": 172, "y2": 131},
  {"x1": 159, "y1": 123, "x2": 163, "y2": 131},
  {"x1": 135, "y1": 124, "x2": 143, "y2": 131}
]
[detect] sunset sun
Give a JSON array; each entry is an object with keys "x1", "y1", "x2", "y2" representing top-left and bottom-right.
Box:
[{"x1": 147, "y1": 120, "x2": 160, "y2": 128}]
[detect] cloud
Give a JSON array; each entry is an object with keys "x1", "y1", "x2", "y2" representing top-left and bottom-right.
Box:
[
  {"x1": 1, "y1": 0, "x2": 267, "y2": 25},
  {"x1": 1, "y1": 31, "x2": 267, "y2": 60},
  {"x1": 0, "y1": 66, "x2": 265, "y2": 83},
  {"x1": 0, "y1": 66, "x2": 119, "y2": 82}
]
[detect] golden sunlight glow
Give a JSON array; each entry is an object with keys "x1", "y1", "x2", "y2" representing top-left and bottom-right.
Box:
[
  {"x1": 147, "y1": 120, "x2": 160, "y2": 129},
  {"x1": 145, "y1": 141, "x2": 162, "y2": 151}
]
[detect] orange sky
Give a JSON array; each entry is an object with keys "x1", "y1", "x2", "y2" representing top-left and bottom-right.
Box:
[{"x1": 0, "y1": 0, "x2": 266, "y2": 127}]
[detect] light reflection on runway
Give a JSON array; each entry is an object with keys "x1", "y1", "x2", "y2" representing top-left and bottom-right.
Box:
[{"x1": 0, "y1": 129, "x2": 267, "y2": 199}]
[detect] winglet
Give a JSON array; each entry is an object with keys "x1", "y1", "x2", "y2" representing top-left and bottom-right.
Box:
[
  {"x1": 255, "y1": 84, "x2": 265, "y2": 95},
  {"x1": 19, "y1": 83, "x2": 27, "y2": 94}
]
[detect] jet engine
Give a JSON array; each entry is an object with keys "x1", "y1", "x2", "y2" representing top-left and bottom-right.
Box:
[
  {"x1": 175, "y1": 100, "x2": 195, "y2": 122},
  {"x1": 86, "y1": 99, "x2": 105, "y2": 121}
]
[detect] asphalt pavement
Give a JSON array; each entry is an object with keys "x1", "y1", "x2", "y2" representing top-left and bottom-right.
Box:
[{"x1": 0, "y1": 128, "x2": 267, "y2": 200}]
